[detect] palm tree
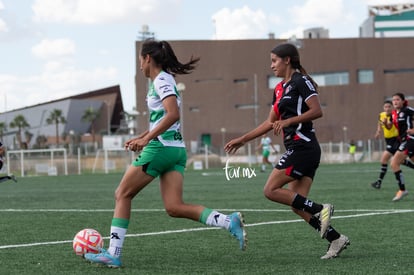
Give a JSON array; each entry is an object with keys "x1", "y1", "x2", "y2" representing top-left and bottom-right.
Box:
[
  {"x1": 0, "y1": 122, "x2": 7, "y2": 141},
  {"x1": 82, "y1": 107, "x2": 100, "y2": 145},
  {"x1": 46, "y1": 109, "x2": 66, "y2": 146},
  {"x1": 9, "y1": 114, "x2": 30, "y2": 149}
]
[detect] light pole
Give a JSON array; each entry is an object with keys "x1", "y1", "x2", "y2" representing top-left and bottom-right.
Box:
[
  {"x1": 176, "y1": 82, "x2": 186, "y2": 139},
  {"x1": 220, "y1": 127, "x2": 226, "y2": 156},
  {"x1": 105, "y1": 101, "x2": 111, "y2": 135},
  {"x1": 342, "y1": 126, "x2": 348, "y2": 144}
]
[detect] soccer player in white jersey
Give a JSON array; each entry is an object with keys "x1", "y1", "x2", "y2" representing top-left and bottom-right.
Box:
[
  {"x1": 84, "y1": 39, "x2": 246, "y2": 268},
  {"x1": 256, "y1": 134, "x2": 278, "y2": 172}
]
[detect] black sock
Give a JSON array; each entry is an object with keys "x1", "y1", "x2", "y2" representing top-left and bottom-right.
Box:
[
  {"x1": 309, "y1": 216, "x2": 340, "y2": 242},
  {"x1": 394, "y1": 170, "x2": 406, "y2": 191},
  {"x1": 378, "y1": 164, "x2": 387, "y2": 181},
  {"x1": 291, "y1": 194, "x2": 323, "y2": 215}
]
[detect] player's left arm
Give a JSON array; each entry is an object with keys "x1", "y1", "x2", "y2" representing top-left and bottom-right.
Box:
[{"x1": 273, "y1": 94, "x2": 322, "y2": 135}]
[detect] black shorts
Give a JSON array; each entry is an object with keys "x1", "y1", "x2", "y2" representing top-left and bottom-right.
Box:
[
  {"x1": 275, "y1": 140, "x2": 321, "y2": 180},
  {"x1": 398, "y1": 138, "x2": 414, "y2": 158},
  {"x1": 385, "y1": 137, "x2": 399, "y2": 155}
]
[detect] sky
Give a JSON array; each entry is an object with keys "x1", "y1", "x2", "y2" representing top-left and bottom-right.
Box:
[{"x1": 0, "y1": 0, "x2": 413, "y2": 113}]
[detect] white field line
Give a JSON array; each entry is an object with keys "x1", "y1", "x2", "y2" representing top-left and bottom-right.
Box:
[
  {"x1": 0, "y1": 209, "x2": 413, "y2": 250},
  {"x1": 0, "y1": 208, "x2": 412, "y2": 212}
]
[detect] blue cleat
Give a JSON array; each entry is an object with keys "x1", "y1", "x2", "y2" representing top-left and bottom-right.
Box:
[
  {"x1": 84, "y1": 248, "x2": 122, "y2": 268},
  {"x1": 228, "y1": 212, "x2": 247, "y2": 251}
]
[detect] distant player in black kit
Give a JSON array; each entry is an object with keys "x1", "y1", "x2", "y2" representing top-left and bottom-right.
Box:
[
  {"x1": 225, "y1": 43, "x2": 349, "y2": 259},
  {"x1": 390, "y1": 93, "x2": 414, "y2": 201},
  {"x1": 0, "y1": 142, "x2": 17, "y2": 183}
]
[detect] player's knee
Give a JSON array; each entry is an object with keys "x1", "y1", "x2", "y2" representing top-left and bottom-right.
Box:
[
  {"x1": 164, "y1": 204, "x2": 182, "y2": 218},
  {"x1": 114, "y1": 187, "x2": 134, "y2": 201},
  {"x1": 263, "y1": 185, "x2": 277, "y2": 200}
]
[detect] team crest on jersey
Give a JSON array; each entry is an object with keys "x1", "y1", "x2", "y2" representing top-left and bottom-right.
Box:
[
  {"x1": 400, "y1": 112, "x2": 405, "y2": 118},
  {"x1": 285, "y1": 85, "x2": 292, "y2": 94}
]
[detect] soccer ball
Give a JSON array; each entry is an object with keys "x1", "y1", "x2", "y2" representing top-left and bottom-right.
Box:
[{"x1": 73, "y1": 228, "x2": 104, "y2": 256}]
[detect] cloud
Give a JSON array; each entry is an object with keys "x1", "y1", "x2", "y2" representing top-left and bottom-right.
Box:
[
  {"x1": 0, "y1": 66, "x2": 118, "y2": 112},
  {"x1": 0, "y1": 18, "x2": 7, "y2": 32},
  {"x1": 0, "y1": 1, "x2": 8, "y2": 32},
  {"x1": 32, "y1": 38, "x2": 76, "y2": 59},
  {"x1": 32, "y1": 0, "x2": 176, "y2": 24},
  {"x1": 212, "y1": 5, "x2": 280, "y2": 39},
  {"x1": 290, "y1": 0, "x2": 346, "y2": 27}
]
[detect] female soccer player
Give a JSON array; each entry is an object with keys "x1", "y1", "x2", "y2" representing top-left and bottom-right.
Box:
[
  {"x1": 0, "y1": 142, "x2": 16, "y2": 183},
  {"x1": 256, "y1": 134, "x2": 278, "y2": 172},
  {"x1": 225, "y1": 43, "x2": 349, "y2": 259},
  {"x1": 85, "y1": 39, "x2": 246, "y2": 268},
  {"x1": 371, "y1": 100, "x2": 400, "y2": 189},
  {"x1": 390, "y1": 92, "x2": 414, "y2": 201}
]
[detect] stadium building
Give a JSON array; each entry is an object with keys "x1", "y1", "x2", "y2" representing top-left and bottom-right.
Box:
[
  {"x1": 135, "y1": 37, "x2": 414, "y2": 153},
  {"x1": 0, "y1": 85, "x2": 125, "y2": 150},
  {"x1": 360, "y1": 3, "x2": 414, "y2": 37}
]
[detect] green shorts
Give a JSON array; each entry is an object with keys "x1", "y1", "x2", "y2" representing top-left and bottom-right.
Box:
[
  {"x1": 262, "y1": 149, "x2": 270, "y2": 158},
  {"x1": 132, "y1": 141, "x2": 187, "y2": 177}
]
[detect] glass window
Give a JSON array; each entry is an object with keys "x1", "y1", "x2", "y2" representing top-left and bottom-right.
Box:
[
  {"x1": 268, "y1": 72, "x2": 349, "y2": 88},
  {"x1": 358, "y1": 69, "x2": 374, "y2": 84},
  {"x1": 267, "y1": 76, "x2": 283, "y2": 89},
  {"x1": 312, "y1": 72, "x2": 349, "y2": 86}
]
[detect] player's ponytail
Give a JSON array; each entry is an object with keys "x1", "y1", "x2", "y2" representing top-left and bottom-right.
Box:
[{"x1": 140, "y1": 39, "x2": 200, "y2": 76}]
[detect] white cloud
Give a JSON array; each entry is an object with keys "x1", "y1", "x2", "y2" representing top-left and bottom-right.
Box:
[
  {"x1": 290, "y1": 0, "x2": 346, "y2": 27},
  {"x1": 0, "y1": 1, "x2": 8, "y2": 32},
  {"x1": 32, "y1": 0, "x2": 176, "y2": 24},
  {"x1": 0, "y1": 66, "x2": 118, "y2": 112},
  {"x1": 0, "y1": 18, "x2": 7, "y2": 32},
  {"x1": 32, "y1": 38, "x2": 76, "y2": 59},
  {"x1": 212, "y1": 6, "x2": 280, "y2": 39}
]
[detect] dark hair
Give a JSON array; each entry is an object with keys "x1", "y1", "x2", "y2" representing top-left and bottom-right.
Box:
[
  {"x1": 393, "y1": 92, "x2": 408, "y2": 107},
  {"x1": 384, "y1": 100, "x2": 392, "y2": 105},
  {"x1": 140, "y1": 39, "x2": 200, "y2": 76},
  {"x1": 271, "y1": 43, "x2": 318, "y2": 89}
]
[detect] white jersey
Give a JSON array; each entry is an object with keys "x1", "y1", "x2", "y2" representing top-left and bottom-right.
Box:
[
  {"x1": 261, "y1": 137, "x2": 272, "y2": 151},
  {"x1": 147, "y1": 71, "x2": 184, "y2": 147}
]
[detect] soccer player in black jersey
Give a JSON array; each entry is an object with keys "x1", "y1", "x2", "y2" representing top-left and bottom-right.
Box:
[
  {"x1": 389, "y1": 93, "x2": 414, "y2": 201},
  {"x1": 225, "y1": 43, "x2": 349, "y2": 259}
]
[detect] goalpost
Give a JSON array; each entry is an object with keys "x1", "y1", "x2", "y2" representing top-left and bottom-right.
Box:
[
  {"x1": 92, "y1": 148, "x2": 135, "y2": 174},
  {"x1": 6, "y1": 148, "x2": 68, "y2": 177}
]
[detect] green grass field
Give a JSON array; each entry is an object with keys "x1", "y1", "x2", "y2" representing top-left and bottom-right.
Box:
[{"x1": 1, "y1": 162, "x2": 413, "y2": 274}]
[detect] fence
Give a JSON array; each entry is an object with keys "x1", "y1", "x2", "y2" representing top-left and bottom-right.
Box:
[{"x1": 3, "y1": 139, "x2": 385, "y2": 177}]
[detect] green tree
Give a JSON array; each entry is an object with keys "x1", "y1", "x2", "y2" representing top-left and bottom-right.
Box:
[
  {"x1": 82, "y1": 107, "x2": 100, "y2": 145},
  {"x1": 0, "y1": 122, "x2": 7, "y2": 141},
  {"x1": 46, "y1": 109, "x2": 66, "y2": 146},
  {"x1": 9, "y1": 114, "x2": 30, "y2": 149},
  {"x1": 35, "y1": 135, "x2": 48, "y2": 149}
]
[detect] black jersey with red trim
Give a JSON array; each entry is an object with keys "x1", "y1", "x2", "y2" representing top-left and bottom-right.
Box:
[
  {"x1": 392, "y1": 106, "x2": 414, "y2": 141},
  {"x1": 276, "y1": 72, "x2": 318, "y2": 145},
  {"x1": 272, "y1": 81, "x2": 284, "y2": 118}
]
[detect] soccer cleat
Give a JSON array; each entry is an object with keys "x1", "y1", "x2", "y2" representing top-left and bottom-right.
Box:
[
  {"x1": 228, "y1": 212, "x2": 247, "y2": 251},
  {"x1": 392, "y1": 190, "x2": 408, "y2": 202},
  {"x1": 371, "y1": 180, "x2": 381, "y2": 189},
  {"x1": 321, "y1": 234, "x2": 350, "y2": 259},
  {"x1": 316, "y1": 204, "x2": 334, "y2": 238},
  {"x1": 84, "y1": 248, "x2": 122, "y2": 268}
]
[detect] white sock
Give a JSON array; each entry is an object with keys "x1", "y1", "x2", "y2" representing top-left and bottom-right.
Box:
[
  {"x1": 107, "y1": 226, "x2": 127, "y2": 257},
  {"x1": 205, "y1": 211, "x2": 231, "y2": 230}
]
